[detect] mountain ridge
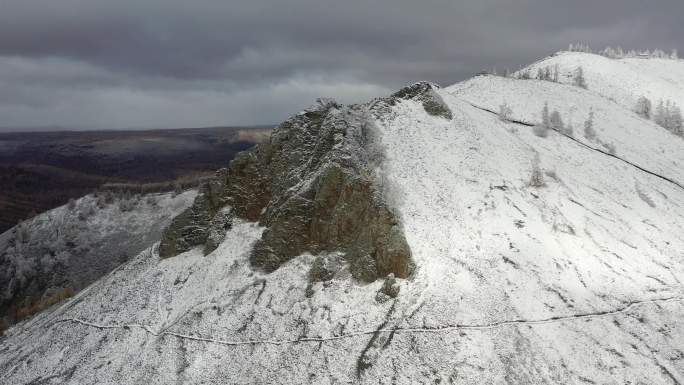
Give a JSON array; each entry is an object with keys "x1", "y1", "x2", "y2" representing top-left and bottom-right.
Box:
[{"x1": 1, "y1": 52, "x2": 683, "y2": 384}]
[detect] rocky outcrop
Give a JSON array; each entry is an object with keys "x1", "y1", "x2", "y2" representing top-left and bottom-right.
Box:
[
  {"x1": 388, "y1": 81, "x2": 452, "y2": 119},
  {"x1": 375, "y1": 273, "x2": 401, "y2": 303},
  {"x1": 159, "y1": 84, "x2": 450, "y2": 282},
  {"x1": 203, "y1": 208, "x2": 233, "y2": 255}
]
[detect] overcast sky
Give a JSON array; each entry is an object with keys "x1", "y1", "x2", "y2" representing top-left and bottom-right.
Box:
[{"x1": 1, "y1": 0, "x2": 682, "y2": 130}]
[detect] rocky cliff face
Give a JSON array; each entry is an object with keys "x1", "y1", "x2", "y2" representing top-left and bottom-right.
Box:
[{"x1": 160, "y1": 84, "x2": 451, "y2": 282}]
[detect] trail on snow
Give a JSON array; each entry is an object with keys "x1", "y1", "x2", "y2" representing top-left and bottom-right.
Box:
[
  {"x1": 51, "y1": 296, "x2": 684, "y2": 347},
  {"x1": 465, "y1": 102, "x2": 684, "y2": 191}
]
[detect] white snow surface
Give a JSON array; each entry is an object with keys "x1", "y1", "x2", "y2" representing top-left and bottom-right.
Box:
[
  {"x1": 0, "y1": 54, "x2": 683, "y2": 384},
  {"x1": 521, "y1": 51, "x2": 684, "y2": 112}
]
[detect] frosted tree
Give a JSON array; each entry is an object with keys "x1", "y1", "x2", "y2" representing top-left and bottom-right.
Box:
[
  {"x1": 542, "y1": 102, "x2": 550, "y2": 127},
  {"x1": 519, "y1": 70, "x2": 531, "y2": 80},
  {"x1": 573, "y1": 66, "x2": 587, "y2": 89},
  {"x1": 652, "y1": 49, "x2": 667, "y2": 58},
  {"x1": 634, "y1": 96, "x2": 652, "y2": 119},
  {"x1": 549, "y1": 110, "x2": 564, "y2": 131},
  {"x1": 671, "y1": 104, "x2": 683, "y2": 135},
  {"x1": 564, "y1": 117, "x2": 574, "y2": 136},
  {"x1": 534, "y1": 103, "x2": 550, "y2": 137},
  {"x1": 553, "y1": 65, "x2": 560, "y2": 82},
  {"x1": 655, "y1": 100, "x2": 684, "y2": 135},
  {"x1": 672, "y1": 49, "x2": 679, "y2": 60},
  {"x1": 528, "y1": 153, "x2": 545, "y2": 187},
  {"x1": 654, "y1": 100, "x2": 666, "y2": 127},
  {"x1": 569, "y1": 43, "x2": 592, "y2": 53},
  {"x1": 584, "y1": 109, "x2": 596, "y2": 140},
  {"x1": 537, "y1": 68, "x2": 545, "y2": 80}
]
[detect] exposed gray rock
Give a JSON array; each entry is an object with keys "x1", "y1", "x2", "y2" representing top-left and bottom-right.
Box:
[
  {"x1": 160, "y1": 97, "x2": 415, "y2": 282},
  {"x1": 203, "y1": 208, "x2": 234, "y2": 255},
  {"x1": 159, "y1": 169, "x2": 232, "y2": 258},
  {"x1": 375, "y1": 273, "x2": 401, "y2": 303},
  {"x1": 158, "y1": 192, "x2": 213, "y2": 258},
  {"x1": 389, "y1": 82, "x2": 453, "y2": 119},
  {"x1": 308, "y1": 253, "x2": 343, "y2": 282}
]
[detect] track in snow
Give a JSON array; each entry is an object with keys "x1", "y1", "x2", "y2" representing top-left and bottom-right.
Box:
[
  {"x1": 465, "y1": 101, "x2": 684, "y2": 191},
  {"x1": 51, "y1": 296, "x2": 684, "y2": 347}
]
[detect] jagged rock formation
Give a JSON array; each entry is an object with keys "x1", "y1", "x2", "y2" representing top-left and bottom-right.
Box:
[{"x1": 158, "y1": 89, "x2": 446, "y2": 281}]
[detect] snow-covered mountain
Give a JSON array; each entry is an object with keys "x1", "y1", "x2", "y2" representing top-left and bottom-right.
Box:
[{"x1": 1, "y1": 52, "x2": 683, "y2": 384}]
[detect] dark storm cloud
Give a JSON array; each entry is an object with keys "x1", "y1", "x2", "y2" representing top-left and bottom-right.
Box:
[{"x1": 0, "y1": 0, "x2": 682, "y2": 128}]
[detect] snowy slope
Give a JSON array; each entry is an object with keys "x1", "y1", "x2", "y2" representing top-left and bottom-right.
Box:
[
  {"x1": 447, "y1": 74, "x2": 684, "y2": 183},
  {"x1": 0, "y1": 190, "x2": 196, "y2": 325},
  {"x1": 522, "y1": 51, "x2": 684, "y2": 112},
  {"x1": 1, "y1": 56, "x2": 683, "y2": 384}
]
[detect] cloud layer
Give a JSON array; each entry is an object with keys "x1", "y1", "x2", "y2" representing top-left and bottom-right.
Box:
[{"x1": 1, "y1": 0, "x2": 682, "y2": 129}]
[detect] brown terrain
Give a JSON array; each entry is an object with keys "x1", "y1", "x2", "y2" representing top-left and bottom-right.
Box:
[{"x1": 0, "y1": 126, "x2": 271, "y2": 233}]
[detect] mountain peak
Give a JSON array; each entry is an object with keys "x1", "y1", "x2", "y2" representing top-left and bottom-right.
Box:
[{"x1": 2, "y1": 54, "x2": 683, "y2": 384}]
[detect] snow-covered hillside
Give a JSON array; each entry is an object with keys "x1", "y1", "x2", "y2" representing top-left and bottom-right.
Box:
[
  {"x1": 522, "y1": 51, "x2": 684, "y2": 114},
  {"x1": 0, "y1": 190, "x2": 196, "y2": 327},
  {"x1": 1, "y1": 53, "x2": 683, "y2": 384}
]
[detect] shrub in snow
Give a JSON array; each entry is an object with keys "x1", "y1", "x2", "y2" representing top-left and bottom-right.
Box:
[
  {"x1": 602, "y1": 142, "x2": 617, "y2": 155},
  {"x1": 584, "y1": 109, "x2": 596, "y2": 140},
  {"x1": 528, "y1": 154, "x2": 546, "y2": 188},
  {"x1": 533, "y1": 102, "x2": 550, "y2": 137},
  {"x1": 549, "y1": 110, "x2": 564, "y2": 131},
  {"x1": 533, "y1": 124, "x2": 549, "y2": 138},
  {"x1": 498, "y1": 103, "x2": 513, "y2": 121},
  {"x1": 544, "y1": 169, "x2": 559, "y2": 181},
  {"x1": 541, "y1": 102, "x2": 550, "y2": 127},
  {"x1": 654, "y1": 100, "x2": 683, "y2": 136},
  {"x1": 634, "y1": 96, "x2": 652, "y2": 119},
  {"x1": 537, "y1": 68, "x2": 546, "y2": 81},
  {"x1": 535, "y1": 66, "x2": 559, "y2": 82},
  {"x1": 553, "y1": 65, "x2": 560, "y2": 82},
  {"x1": 573, "y1": 66, "x2": 587, "y2": 89},
  {"x1": 563, "y1": 118, "x2": 574, "y2": 137}
]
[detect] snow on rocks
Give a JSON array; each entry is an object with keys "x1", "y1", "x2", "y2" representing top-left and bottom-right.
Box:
[{"x1": 1, "y1": 54, "x2": 683, "y2": 384}]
